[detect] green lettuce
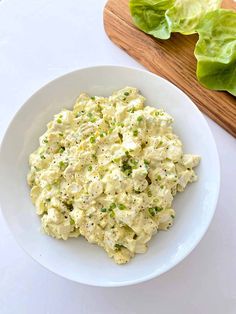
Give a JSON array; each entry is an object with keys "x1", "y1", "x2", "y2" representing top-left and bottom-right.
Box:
[
  {"x1": 129, "y1": 0, "x2": 222, "y2": 39},
  {"x1": 166, "y1": 0, "x2": 222, "y2": 35},
  {"x1": 195, "y1": 9, "x2": 236, "y2": 96},
  {"x1": 129, "y1": 0, "x2": 174, "y2": 39}
]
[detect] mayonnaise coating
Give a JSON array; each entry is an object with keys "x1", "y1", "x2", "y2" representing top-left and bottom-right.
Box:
[{"x1": 27, "y1": 87, "x2": 200, "y2": 264}]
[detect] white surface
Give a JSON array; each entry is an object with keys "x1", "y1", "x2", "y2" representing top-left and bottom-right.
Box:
[
  {"x1": 0, "y1": 0, "x2": 235, "y2": 312},
  {"x1": 0, "y1": 65, "x2": 220, "y2": 287}
]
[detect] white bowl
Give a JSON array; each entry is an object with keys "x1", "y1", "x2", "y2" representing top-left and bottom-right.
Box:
[{"x1": 0, "y1": 66, "x2": 220, "y2": 287}]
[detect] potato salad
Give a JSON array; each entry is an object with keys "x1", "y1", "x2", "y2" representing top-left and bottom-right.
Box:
[{"x1": 27, "y1": 87, "x2": 200, "y2": 264}]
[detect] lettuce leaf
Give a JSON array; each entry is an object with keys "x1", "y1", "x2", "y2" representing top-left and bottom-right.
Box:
[
  {"x1": 195, "y1": 9, "x2": 236, "y2": 96},
  {"x1": 129, "y1": 0, "x2": 174, "y2": 39},
  {"x1": 166, "y1": 0, "x2": 222, "y2": 35},
  {"x1": 129, "y1": 0, "x2": 222, "y2": 39}
]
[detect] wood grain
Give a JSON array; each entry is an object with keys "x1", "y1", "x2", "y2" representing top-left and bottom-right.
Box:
[{"x1": 104, "y1": 0, "x2": 236, "y2": 137}]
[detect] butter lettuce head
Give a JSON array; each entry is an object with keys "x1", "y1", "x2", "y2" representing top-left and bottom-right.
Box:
[
  {"x1": 166, "y1": 0, "x2": 222, "y2": 35},
  {"x1": 130, "y1": 0, "x2": 222, "y2": 39},
  {"x1": 129, "y1": 0, "x2": 174, "y2": 39},
  {"x1": 195, "y1": 9, "x2": 236, "y2": 96}
]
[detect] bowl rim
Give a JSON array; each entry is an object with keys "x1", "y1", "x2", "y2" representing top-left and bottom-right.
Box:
[{"x1": 0, "y1": 65, "x2": 221, "y2": 287}]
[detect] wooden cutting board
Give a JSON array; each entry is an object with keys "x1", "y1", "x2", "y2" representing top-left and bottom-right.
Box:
[{"x1": 104, "y1": 0, "x2": 236, "y2": 137}]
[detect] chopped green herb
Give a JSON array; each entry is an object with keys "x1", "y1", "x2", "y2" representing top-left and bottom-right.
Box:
[
  {"x1": 46, "y1": 198, "x2": 51, "y2": 202},
  {"x1": 129, "y1": 159, "x2": 138, "y2": 168},
  {"x1": 59, "y1": 147, "x2": 65, "y2": 154},
  {"x1": 147, "y1": 190, "x2": 152, "y2": 197},
  {"x1": 101, "y1": 208, "x2": 107, "y2": 213},
  {"x1": 57, "y1": 118, "x2": 62, "y2": 124},
  {"x1": 70, "y1": 218, "x2": 75, "y2": 225},
  {"x1": 87, "y1": 112, "x2": 93, "y2": 118},
  {"x1": 90, "y1": 136, "x2": 96, "y2": 144},
  {"x1": 118, "y1": 204, "x2": 126, "y2": 210},
  {"x1": 128, "y1": 107, "x2": 135, "y2": 113},
  {"x1": 137, "y1": 116, "x2": 143, "y2": 122},
  {"x1": 114, "y1": 243, "x2": 123, "y2": 250},
  {"x1": 121, "y1": 160, "x2": 132, "y2": 176},
  {"x1": 157, "y1": 175, "x2": 162, "y2": 181},
  {"x1": 59, "y1": 133, "x2": 63, "y2": 137},
  {"x1": 40, "y1": 155, "x2": 46, "y2": 159},
  {"x1": 88, "y1": 165, "x2": 92, "y2": 171},
  {"x1": 124, "y1": 92, "x2": 130, "y2": 96},
  {"x1": 148, "y1": 207, "x2": 156, "y2": 216},
  {"x1": 148, "y1": 206, "x2": 163, "y2": 216},
  {"x1": 43, "y1": 139, "x2": 48, "y2": 143},
  {"x1": 92, "y1": 154, "x2": 97, "y2": 160},
  {"x1": 90, "y1": 117, "x2": 97, "y2": 123},
  {"x1": 59, "y1": 161, "x2": 68, "y2": 170},
  {"x1": 91, "y1": 96, "x2": 95, "y2": 100},
  {"x1": 117, "y1": 122, "x2": 124, "y2": 127},
  {"x1": 133, "y1": 129, "x2": 138, "y2": 137},
  {"x1": 109, "y1": 203, "x2": 116, "y2": 210},
  {"x1": 159, "y1": 141, "x2": 163, "y2": 146},
  {"x1": 110, "y1": 211, "x2": 115, "y2": 218},
  {"x1": 171, "y1": 215, "x2": 175, "y2": 219}
]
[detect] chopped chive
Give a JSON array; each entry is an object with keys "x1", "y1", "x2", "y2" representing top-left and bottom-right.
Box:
[
  {"x1": 157, "y1": 175, "x2": 162, "y2": 181},
  {"x1": 101, "y1": 208, "x2": 107, "y2": 213},
  {"x1": 133, "y1": 129, "x2": 138, "y2": 137},
  {"x1": 137, "y1": 116, "x2": 143, "y2": 122},
  {"x1": 171, "y1": 214, "x2": 175, "y2": 219},
  {"x1": 90, "y1": 136, "x2": 96, "y2": 143},
  {"x1": 57, "y1": 118, "x2": 62, "y2": 124},
  {"x1": 148, "y1": 208, "x2": 155, "y2": 216},
  {"x1": 40, "y1": 155, "x2": 46, "y2": 159},
  {"x1": 118, "y1": 204, "x2": 126, "y2": 210},
  {"x1": 124, "y1": 92, "x2": 129, "y2": 96},
  {"x1": 91, "y1": 96, "x2": 95, "y2": 100},
  {"x1": 59, "y1": 161, "x2": 68, "y2": 169},
  {"x1": 114, "y1": 243, "x2": 123, "y2": 250},
  {"x1": 70, "y1": 218, "x2": 75, "y2": 225},
  {"x1": 43, "y1": 139, "x2": 48, "y2": 143},
  {"x1": 87, "y1": 112, "x2": 93, "y2": 118},
  {"x1": 109, "y1": 203, "x2": 116, "y2": 211},
  {"x1": 59, "y1": 147, "x2": 65, "y2": 154},
  {"x1": 59, "y1": 133, "x2": 63, "y2": 137},
  {"x1": 110, "y1": 211, "x2": 115, "y2": 218},
  {"x1": 88, "y1": 165, "x2": 92, "y2": 171}
]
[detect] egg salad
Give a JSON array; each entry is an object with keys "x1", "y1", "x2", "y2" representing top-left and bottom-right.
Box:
[{"x1": 27, "y1": 87, "x2": 200, "y2": 264}]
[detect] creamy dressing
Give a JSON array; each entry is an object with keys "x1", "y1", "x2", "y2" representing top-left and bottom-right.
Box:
[{"x1": 27, "y1": 87, "x2": 200, "y2": 264}]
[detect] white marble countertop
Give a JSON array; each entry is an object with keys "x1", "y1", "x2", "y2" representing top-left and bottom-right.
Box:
[{"x1": 0, "y1": 1, "x2": 236, "y2": 313}]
